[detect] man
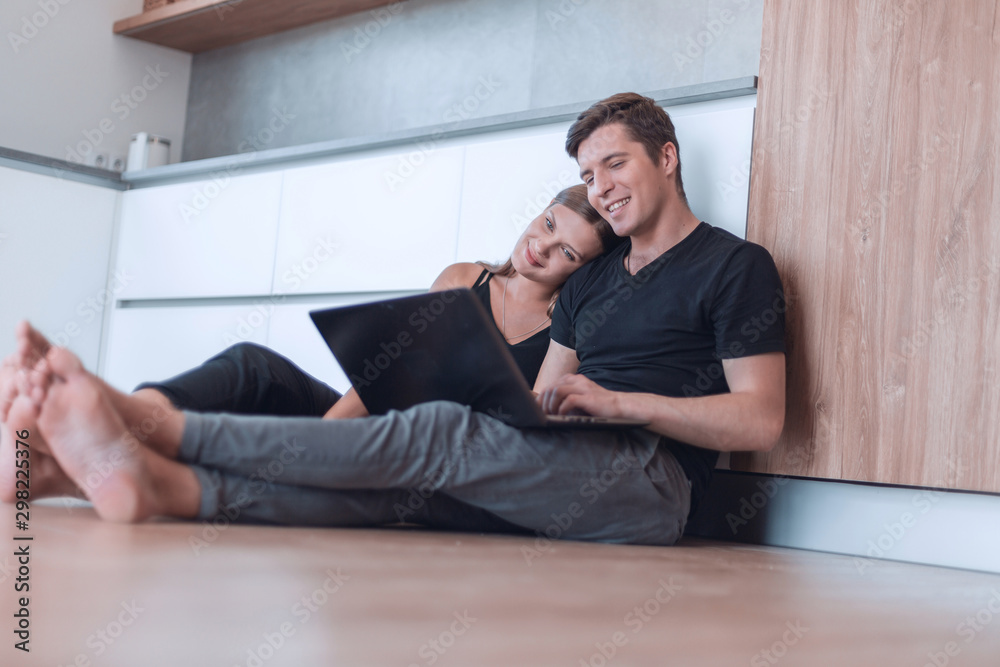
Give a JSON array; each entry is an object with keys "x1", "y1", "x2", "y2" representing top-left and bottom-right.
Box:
[
  {"x1": 1, "y1": 93, "x2": 785, "y2": 545},
  {"x1": 538, "y1": 92, "x2": 787, "y2": 517}
]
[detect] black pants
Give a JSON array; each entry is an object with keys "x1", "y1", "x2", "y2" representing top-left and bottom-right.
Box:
[
  {"x1": 135, "y1": 342, "x2": 342, "y2": 417},
  {"x1": 137, "y1": 343, "x2": 531, "y2": 535}
]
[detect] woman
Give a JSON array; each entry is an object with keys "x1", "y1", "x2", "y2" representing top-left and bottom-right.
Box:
[
  {"x1": 0, "y1": 185, "x2": 623, "y2": 512},
  {"x1": 125, "y1": 184, "x2": 622, "y2": 423}
]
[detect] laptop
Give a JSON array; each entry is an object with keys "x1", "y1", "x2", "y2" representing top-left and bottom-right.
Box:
[{"x1": 309, "y1": 289, "x2": 648, "y2": 429}]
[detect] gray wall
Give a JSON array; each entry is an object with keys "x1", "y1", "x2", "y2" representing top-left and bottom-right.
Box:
[
  {"x1": 182, "y1": 0, "x2": 763, "y2": 161},
  {"x1": 0, "y1": 0, "x2": 191, "y2": 166}
]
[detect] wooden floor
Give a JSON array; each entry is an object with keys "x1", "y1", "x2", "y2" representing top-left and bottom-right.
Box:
[{"x1": 3, "y1": 504, "x2": 1000, "y2": 666}]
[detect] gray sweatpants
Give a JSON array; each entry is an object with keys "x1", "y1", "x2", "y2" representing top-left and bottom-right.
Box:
[{"x1": 180, "y1": 400, "x2": 692, "y2": 545}]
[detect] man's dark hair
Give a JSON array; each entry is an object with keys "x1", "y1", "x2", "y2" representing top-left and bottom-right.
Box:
[{"x1": 565, "y1": 92, "x2": 686, "y2": 202}]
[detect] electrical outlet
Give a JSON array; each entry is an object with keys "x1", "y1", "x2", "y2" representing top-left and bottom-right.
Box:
[{"x1": 88, "y1": 152, "x2": 109, "y2": 169}]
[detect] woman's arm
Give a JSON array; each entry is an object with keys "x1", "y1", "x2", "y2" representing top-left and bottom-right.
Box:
[
  {"x1": 428, "y1": 262, "x2": 484, "y2": 292},
  {"x1": 323, "y1": 386, "x2": 369, "y2": 419}
]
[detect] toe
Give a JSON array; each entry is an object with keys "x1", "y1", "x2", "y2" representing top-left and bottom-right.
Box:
[
  {"x1": 29, "y1": 384, "x2": 46, "y2": 409},
  {"x1": 8, "y1": 394, "x2": 39, "y2": 429},
  {"x1": 8, "y1": 394, "x2": 50, "y2": 455},
  {"x1": 15, "y1": 369, "x2": 33, "y2": 397},
  {"x1": 17, "y1": 321, "x2": 51, "y2": 357},
  {"x1": 28, "y1": 357, "x2": 52, "y2": 394},
  {"x1": 46, "y1": 346, "x2": 84, "y2": 380},
  {"x1": 15, "y1": 322, "x2": 53, "y2": 372},
  {"x1": 14, "y1": 320, "x2": 31, "y2": 342},
  {"x1": 25, "y1": 323, "x2": 52, "y2": 355}
]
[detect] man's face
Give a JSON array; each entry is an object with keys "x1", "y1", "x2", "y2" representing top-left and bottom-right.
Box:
[{"x1": 577, "y1": 122, "x2": 670, "y2": 238}]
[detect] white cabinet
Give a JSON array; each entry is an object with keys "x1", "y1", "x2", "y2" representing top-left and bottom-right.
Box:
[
  {"x1": 0, "y1": 166, "x2": 118, "y2": 371},
  {"x1": 265, "y1": 293, "x2": 414, "y2": 394},
  {"x1": 456, "y1": 125, "x2": 579, "y2": 264},
  {"x1": 115, "y1": 172, "x2": 283, "y2": 299},
  {"x1": 274, "y1": 147, "x2": 464, "y2": 295},
  {"x1": 101, "y1": 304, "x2": 270, "y2": 393}
]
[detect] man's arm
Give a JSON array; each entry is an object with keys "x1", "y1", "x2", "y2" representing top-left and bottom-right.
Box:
[
  {"x1": 532, "y1": 339, "x2": 580, "y2": 394},
  {"x1": 538, "y1": 350, "x2": 785, "y2": 452}
]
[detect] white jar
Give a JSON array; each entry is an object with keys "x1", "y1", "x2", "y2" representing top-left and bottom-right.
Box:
[
  {"x1": 146, "y1": 135, "x2": 171, "y2": 168},
  {"x1": 127, "y1": 133, "x2": 172, "y2": 170}
]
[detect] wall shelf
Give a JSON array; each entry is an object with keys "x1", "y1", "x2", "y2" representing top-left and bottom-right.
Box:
[{"x1": 113, "y1": 0, "x2": 406, "y2": 53}]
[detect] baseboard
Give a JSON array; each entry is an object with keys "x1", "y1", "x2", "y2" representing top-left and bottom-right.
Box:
[{"x1": 686, "y1": 470, "x2": 1000, "y2": 574}]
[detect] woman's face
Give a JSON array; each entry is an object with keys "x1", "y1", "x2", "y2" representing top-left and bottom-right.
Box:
[{"x1": 511, "y1": 203, "x2": 604, "y2": 287}]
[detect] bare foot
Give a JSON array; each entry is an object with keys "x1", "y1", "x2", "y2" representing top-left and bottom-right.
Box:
[
  {"x1": 20, "y1": 355, "x2": 57, "y2": 441},
  {"x1": 0, "y1": 354, "x2": 20, "y2": 425},
  {"x1": 1, "y1": 321, "x2": 54, "y2": 423},
  {"x1": 13, "y1": 321, "x2": 185, "y2": 458},
  {"x1": 0, "y1": 324, "x2": 77, "y2": 503},
  {"x1": 0, "y1": 395, "x2": 83, "y2": 503},
  {"x1": 11, "y1": 329, "x2": 185, "y2": 459},
  {"x1": 37, "y1": 348, "x2": 151, "y2": 522},
  {"x1": 37, "y1": 347, "x2": 200, "y2": 522}
]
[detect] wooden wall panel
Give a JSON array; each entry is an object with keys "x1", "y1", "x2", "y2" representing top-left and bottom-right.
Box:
[{"x1": 734, "y1": 0, "x2": 1000, "y2": 492}]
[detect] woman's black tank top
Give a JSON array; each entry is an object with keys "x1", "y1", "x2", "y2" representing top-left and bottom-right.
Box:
[{"x1": 471, "y1": 269, "x2": 550, "y2": 388}]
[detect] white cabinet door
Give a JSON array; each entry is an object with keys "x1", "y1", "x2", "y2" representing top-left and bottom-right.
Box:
[
  {"x1": 115, "y1": 172, "x2": 283, "y2": 300},
  {"x1": 265, "y1": 293, "x2": 415, "y2": 394},
  {"x1": 101, "y1": 304, "x2": 270, "y2": 393},
  {"x1": 0, "y1": 166, "x2": 118, "y2": 372},
  {"x1": 456, "y1": 124, "x2": 579, "y2": 265},
  {"x1": 274, "y1": 147, "x2": 464, "y2": 295}
]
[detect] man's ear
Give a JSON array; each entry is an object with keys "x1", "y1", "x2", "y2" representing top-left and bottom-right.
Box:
[{"x1": 661, "y1": 142, "x2": 679, "y2": 177}]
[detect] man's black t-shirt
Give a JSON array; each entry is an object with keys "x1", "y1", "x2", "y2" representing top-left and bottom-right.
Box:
[{"x1": 550, "y1": 222, "x2": 786, "y2": 516}]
